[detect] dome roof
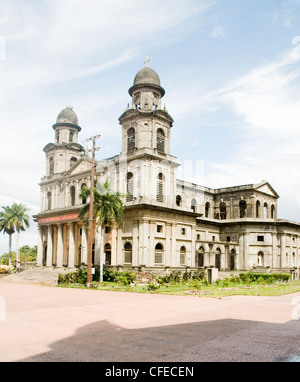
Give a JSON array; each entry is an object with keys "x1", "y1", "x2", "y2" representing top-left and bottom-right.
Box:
[
  {"x1": 56, "y1": 106, "x2": 78, "y2": 125},
  {"x1": 133, "y1": 66, "x2": 161, "y2": 87},
  {"x1": 129, "y1": 66, "x2": 165, "y2": 97}
]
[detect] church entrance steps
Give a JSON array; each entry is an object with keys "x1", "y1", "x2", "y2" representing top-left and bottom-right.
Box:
[{"x1": 0, "y1": 266, "x2": 73, "y2": 286}]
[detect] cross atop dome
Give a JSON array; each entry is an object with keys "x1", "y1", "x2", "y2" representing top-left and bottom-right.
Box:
[{"x1": 144, "y1": 56, "x2": 152, "y2": 67}]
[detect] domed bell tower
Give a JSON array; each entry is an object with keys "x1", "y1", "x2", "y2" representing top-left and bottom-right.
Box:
[
  {"x1": 118, "y1": 59, "x2": 178, "y2": 207},
  {"x1": 43, "y1": 106, "x2": 85, "y2": 176}
]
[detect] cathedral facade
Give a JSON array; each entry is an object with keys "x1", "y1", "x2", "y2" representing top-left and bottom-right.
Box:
[{"x1": 34, "y1": 64, "x2": 300, "y2": 278}]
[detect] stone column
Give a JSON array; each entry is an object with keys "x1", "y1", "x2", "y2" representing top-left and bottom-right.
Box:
[
  {"x1": 81, "y1": 224, "x2": 88, "y2": 265},
  {"x1": 68, "y1": 223, "x2": 76, "y2": 268},
  {"x1": 37, "y1": 226, "x2": 44, "y2": 266},
  {"x1": 165, "y1": 222, "x2": 171, "y2": 267},
  {"x1": 171, "y1": 222, "x2": 177, "y2": 267},
  {"x1": 56, "y1": 224, "x2": 64, "y2": 267},
  {"x1": 46, "y1": 225, "x2": 53, "y2": 267},
  {"x1": 243, "y1": 233, "x2": 249, "y2": 270},
  {"x1": 149, "y1": 220, "x2": 156, "y2": 266},
  {"x1": 280, "y1": 233, "x2": 285, "y2": 268},
  {"x1": 132, "y1": 220, "x2": 139, "y2": 267}
]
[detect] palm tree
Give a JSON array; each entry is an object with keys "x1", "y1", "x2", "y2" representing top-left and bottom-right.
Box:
[
  {"x1": 0, "y1": 206, "x2": 15, "y2": 268},
  {"x1": 79, "y1": 180, "x2": 124, "y2": 282},
  {"x1": 0, "y1": 203, "x2": 30, "y2": 270},
  {"x1": 9, "y1": 203, "x2": 30, "y2": 271}
]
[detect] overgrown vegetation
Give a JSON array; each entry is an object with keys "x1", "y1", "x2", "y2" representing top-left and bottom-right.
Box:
[{"x1": 57, "y1": 268, "x2": 300, "y2": 297}]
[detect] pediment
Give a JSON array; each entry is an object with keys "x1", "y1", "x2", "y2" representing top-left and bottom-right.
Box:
[
  {"x1": 255, "y1": 182, "x2": 279, "y2": 198},
  {"x1": 69, "y1": 158, "x2": 92, "y2": 175}
]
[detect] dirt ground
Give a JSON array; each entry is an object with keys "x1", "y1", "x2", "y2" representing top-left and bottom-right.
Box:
[{"x1": 0, "y1": 281, "x2": 299, "y2": 363}]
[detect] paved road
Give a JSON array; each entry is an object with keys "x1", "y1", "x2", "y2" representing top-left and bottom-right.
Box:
[{"x1": 0, "y1": 281, "x2": 299, "y2": 362}]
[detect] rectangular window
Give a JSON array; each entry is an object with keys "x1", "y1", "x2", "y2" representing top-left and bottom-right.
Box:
[
  {"x1": 197, "y1": 234, "x2": 200, "y2": 241},
  {"x1": 181, "y1": 228, "x2": 186, "y2": 235},
  {"x1": 105, "y1": 226, "x2": 111, "y2": 233},
  {"x1": 157, "y1": 225, "x2": 163, "y2": 233},
  {"x1": 227, "y1": 236, "x2": 231, "y2": 242},
  {"x1": 257, "y1": 236, "x2": 264, "y2": 242}
]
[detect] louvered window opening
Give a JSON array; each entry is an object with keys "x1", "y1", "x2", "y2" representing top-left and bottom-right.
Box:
[
  {"x1": 127, "y1": 128, "x2": 135, "y2": 152},
  {"x1": 157, "y1": 129, "x2": 165, "y2": 153},
  {"x1": 126, "y1": 173, "x2": 133, "y2": 202},
  {"x1": 156, "y1": 174, "x2": 164, "y2": 203}
]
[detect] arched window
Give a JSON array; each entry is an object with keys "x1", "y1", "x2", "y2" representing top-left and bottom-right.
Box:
[
  {"x1": 271, "y1": 205, "x2": 275, "y2": 219},
  {"x1": 215, "y1": 248, "x2": 221, "y2": 270},
  {"x1": 264, "y1": 203, "x2": 268, "y2": 219},
  {"x1": 47, "y1": 192, "x2": 52, "y2": 210},
  {"x1": 70, "y1": 186, "x2": 76, "y2": 206},
  {"x1": 124, "y1": 242, "x2": 132, "y2": 264},
  {"x1": 104, "y1": 243, "x2": 111, "y2": 266},
  {"x1": 292, "y1": 252, "x2": 296, "y2": 267},
  {"x1": 239, "y1": 200, "x2": 247, "y2": 218},
  {"x1": 205, "y1": 202, "x2": 210, "y2": 218},
  {"x1": 180, "y1": 246, "x2": 186, "y2": 266},
  {"x1": 197, "y1": 247, "x2": 204, "y2": 267},
  {"x1": 126, "y1": 173, "x2": 134, "y2": 202},
  {"x1": 219, "y1": 202, "x2": 227, "y2": 220},
  {"x1": 69, "y1": 130, "x2": 74, "y2": 143},
  {"x1": 230, "y1": 249, "x2": 236, "y2": 271},
  {"x1": 176, "y1": 195, "x2": 182, "y2": 207},
  {"x1": 155, "y1": 243, "x2": 164, "y2": 264},
  {"x1": 156, "y1": 173, "x2": 164, "y2": 203},
  {"x1": 256, "y1": 200, "x2": 261, "y2": 218},
  {"x1": 127, "y1": 128, "x2": 135, "y2": 152},
  {"x1": 49, "y1": 157, "x2": 54, "y2": 175},
  {"x1": 191, "y1": 199, "x2": 197, "y2": 213},
  {"x1": 81, "y1": 184, "x2": 87, "y2": 204},
  {"x1": 157, "y1": 128, "x2": 165, "y2": 153},
  {"x1": 70, "y1": 157, "x2": 77, "y2": 168}
]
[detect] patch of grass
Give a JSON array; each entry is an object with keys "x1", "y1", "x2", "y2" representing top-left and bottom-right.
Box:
[{"x1": 57, "y1": 277, "x2": 300, "y2": 298}]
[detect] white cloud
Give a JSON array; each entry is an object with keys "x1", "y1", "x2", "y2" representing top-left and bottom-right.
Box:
[{"x1": 210, "y1": 26, "x2": 226, "y2": 38}]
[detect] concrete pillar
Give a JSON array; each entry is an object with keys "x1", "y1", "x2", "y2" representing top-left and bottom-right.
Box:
[
  {"x1": 171, "y1": 222, "x2": 177, "y2": 267},
  {"x1": 46, "y1": 225, "x2": 53, "y2": 267},
  {"x1": 37, "y1": 226, "x2": 44, "y2": 266},
  {"x1": 56, "y1": 224, "x2": 64, "y2": 267},
  {"x1": 68, "y1": 223, "x2": 75, "y2": 268},
  {"x1": 165, "y1": 223, "x2": 171, "y2": 267},
  {"x1": 132, "y1": 220, "x2": 139, "y2": 266},
  {"x1": 280, "y1": 233, "x2": 285, "y2": 268},
  {"x1": 149, "y1": 220, "x2": 156, "y2": 266},
  {"x1": 81, "y1": 224, "x2": 88, "y2": 265}
]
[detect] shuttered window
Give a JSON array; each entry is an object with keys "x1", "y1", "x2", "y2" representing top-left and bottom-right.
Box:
[
  {"x1": 127, "y1": 128, "x2": 135, "y2": 152},
  {"x1": 157, "y1": 128, "x2": 165, "y2": 153},
  {"x1": 126, "y1": 173, "x2": 133, "y2": 202},
  {"x1": 156, "y1": 173, "x2": 164, "y2": 203}
]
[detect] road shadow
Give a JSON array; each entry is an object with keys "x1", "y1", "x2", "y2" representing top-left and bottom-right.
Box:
[{"x1": 17, "y1": 318, "x2": 299, "y2": 362}]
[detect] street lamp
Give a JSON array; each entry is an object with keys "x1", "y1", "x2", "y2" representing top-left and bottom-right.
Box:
[{"x1": 85, "y1": 135, "x2": 100, "y2": 287}]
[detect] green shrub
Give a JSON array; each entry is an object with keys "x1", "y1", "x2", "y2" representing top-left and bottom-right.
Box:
[
  {"x1": 147, "y1": 282, "x2": 160, "y2": 291},
  {"x1": 239, "y1": 272, "x2": 290, "y2": 284}
]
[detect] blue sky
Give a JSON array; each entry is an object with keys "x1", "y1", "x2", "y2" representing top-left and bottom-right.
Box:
[{"x1": 1, "y1": 0, "x2": 300, "y2": 255}]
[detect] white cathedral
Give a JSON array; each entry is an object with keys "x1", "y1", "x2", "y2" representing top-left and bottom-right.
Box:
[{"x1": 34, "y1": 62, "x2": 300, "y2": 278}]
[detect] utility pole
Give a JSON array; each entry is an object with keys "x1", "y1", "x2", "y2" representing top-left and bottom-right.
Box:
[{"x1": 86, "y1": 135, "x2": 100, "y2": 287}]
